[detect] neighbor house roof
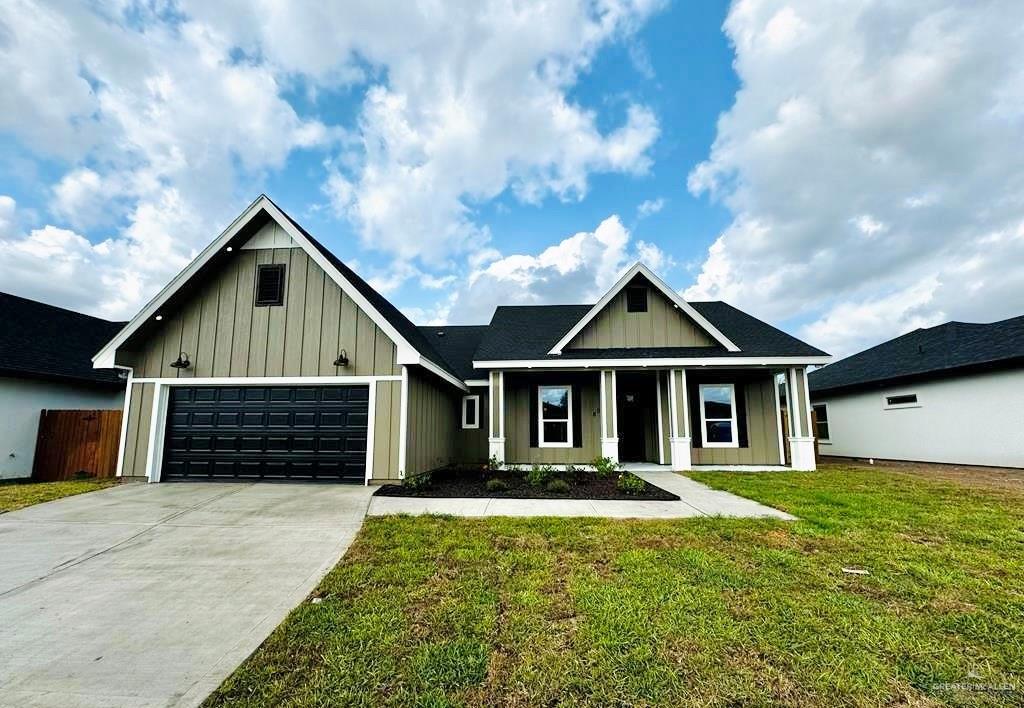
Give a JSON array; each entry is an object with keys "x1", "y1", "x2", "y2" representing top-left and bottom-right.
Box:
[
  {"x1": 809, "y1": 315, "x2": 1024, "y2": 397},
  {"x1": 472, "y1": 301, "x2": 828, "y2": 363},
  {"x1": 1, "y1": 292, "x2": 126, "y2": 387}
]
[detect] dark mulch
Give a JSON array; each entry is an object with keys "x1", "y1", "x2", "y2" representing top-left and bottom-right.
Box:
[{"x1": 374, "y1": 466, "x2": 680, "y2": 501}]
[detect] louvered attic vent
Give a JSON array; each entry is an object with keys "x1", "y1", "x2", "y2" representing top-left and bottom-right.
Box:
[{"x1": 255, "y1": 264, "x2": 286, "y2": 306}]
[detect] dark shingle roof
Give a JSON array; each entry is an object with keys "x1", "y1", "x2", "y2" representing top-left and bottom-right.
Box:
[
  {"x1": 809, "y1": 316, "x2": 1024, "y2": 396},
  {"x1": 1, "y1": 292, "x2": 126, "y2": 387},
  {"x1": 471, "y1": 301, "x2": 826, "y2": 362},
  {"x1": 417, "y1": 326, "x2": 490, "y2": 380},
  {"x1": 270, "y1": 200, "x2": 459, "y2": 380}
]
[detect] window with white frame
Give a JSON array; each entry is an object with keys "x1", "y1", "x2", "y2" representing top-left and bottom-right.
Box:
[
  {"x1": 699, "y1": 383, "x2": 738, "y2": 447},
  {"x1": 538, "y1": 385, "x2": 572, "y2": 447},
  {"x1": 812, "y1": 402, "x2": 830, "y2": 442},
  {"x1": 461, "y1": 395, "x2": 480, "y2": 429}
]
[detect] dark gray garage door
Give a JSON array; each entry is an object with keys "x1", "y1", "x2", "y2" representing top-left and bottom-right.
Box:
[{"x1": 162, "y1": 385, "x2": 369, "y2": 482}]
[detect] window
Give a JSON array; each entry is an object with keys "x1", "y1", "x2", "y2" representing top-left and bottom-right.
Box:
[
  {"x1": 699, "y1": 383, "x2": 738, "y2": 447},
  {"x1": 885, "y1": 393, "x2": 918, "y2": 407},
  {"x1": 538, "y1": 385, "x2": 572, "y2": 447},
  {"x1": 812, "y1": 403, "x2": 830, "y2": 442},
  {"x1": 462, "y1": 395, "x2": 480, "y2": 429},
  {"x1": 626, "y1": 286, "x2": 648, "y2": 312},
  {"x1": 255, "y1": 264, "x2": 286, "y2": 306}
]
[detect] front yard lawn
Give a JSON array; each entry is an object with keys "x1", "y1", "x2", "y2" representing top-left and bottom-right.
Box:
[
  {"x1": 207, "y1": 464, "x2": 1023, "y2": 707},
  {"x1": 0, "y1": 477, "x2": 119, "y2": 513}
]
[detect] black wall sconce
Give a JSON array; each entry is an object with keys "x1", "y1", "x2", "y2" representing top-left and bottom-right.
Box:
[
  {"x1": 170, "y1": 351, "x2": 191, "y2": 369},
  {"x1": 333, "y1": 348, "x2": 349, "y2": 367}
]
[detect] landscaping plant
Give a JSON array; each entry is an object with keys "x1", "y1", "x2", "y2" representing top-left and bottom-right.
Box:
[
  {"x1": 592, "y1": 456, "x2": 620, "y2": 479},
  {"x1": 615, "y1": 472, "x2": 645, "y2": 495}
]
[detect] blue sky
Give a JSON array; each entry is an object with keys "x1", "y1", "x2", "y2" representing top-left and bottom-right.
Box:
[{"x1": 2, "y1": 1, "x2": 1022, "y2": 358}]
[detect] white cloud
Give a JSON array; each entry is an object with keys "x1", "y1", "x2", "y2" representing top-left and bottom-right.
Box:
[
  {"x1": 636, "y1": 197, "x2": 666, "y2": 219},
  {"x1": 686, "y1": 0, "x2": 1024, "y2": 357},
  {"x1": 439, "y1": 214, "x2": 668, "y2": 323}
]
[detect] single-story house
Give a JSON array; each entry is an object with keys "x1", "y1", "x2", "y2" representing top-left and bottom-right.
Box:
[
  {"x1": 93, "y1": 195, "x2": 830, "y2": 484},
  {"x1": 1, "y1": 293, "x2": 126, "y2": 479},
  {"x1": 808, "y1": 316, "x2": 1024, "y2": 468}
]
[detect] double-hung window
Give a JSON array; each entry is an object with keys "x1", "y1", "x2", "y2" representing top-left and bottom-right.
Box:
[
  {"x1": 462, "y1": 395, "x2": 480, "y2": 429},
  {"x1": 699, "y1": 383, "x2": 738, "y2": 447},
  {"x1": 812, "y1": 403, "x2": 830, "y2": 442},
  {"x1": 538, "y1": 385, "x2": 572, "y2": 447}
]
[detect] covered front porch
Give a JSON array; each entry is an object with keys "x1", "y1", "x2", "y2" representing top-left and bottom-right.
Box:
[{"x1": 484, "y1": 365, "x2": 817, "y2": 471}]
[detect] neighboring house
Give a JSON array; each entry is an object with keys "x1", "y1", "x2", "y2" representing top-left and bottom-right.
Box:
[
  {"x1": 93, "y1": 195, "x2": 830, "y2": 484},
  {"x1": 808, "y1": 317, "x2": 1024, "y2": 468},
  {"x1": 1, "y1": 293, "x2": 126, "y2": 479}
]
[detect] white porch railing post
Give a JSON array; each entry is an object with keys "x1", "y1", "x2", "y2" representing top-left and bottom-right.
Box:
[
  {"x1": 599, "y1": 369, "x2": 619, "y2": 462},
  {"x1": 488, "y1": 370, "x2": 506, "y2": 464},
  {"x1": 787, "y1": 366, "x2": 816, "y2": 470},
  {"x1": 668, "y1": 368, "x2": 692, "y2": 470}
]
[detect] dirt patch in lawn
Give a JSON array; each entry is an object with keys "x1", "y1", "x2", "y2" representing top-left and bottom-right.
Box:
[
  {"x1": 820, "y1": 456, "x2": 1024, "y2": 495},
  {"x1": 374, "y1": 467, "x2": 679, "y2": 501}
]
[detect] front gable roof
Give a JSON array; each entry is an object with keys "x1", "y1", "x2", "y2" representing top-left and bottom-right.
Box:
[
  {"x1": 92, "y1": 195, "x2": 465, "y2": 390},
  {"x1": 471, "y1": 300, "x2": 829, "y2": 367},
  {"x1": 548, "y1": 263, "x2": 739, "y2": 354}
]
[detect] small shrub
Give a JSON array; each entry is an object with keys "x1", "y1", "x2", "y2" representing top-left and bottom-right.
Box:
[
  {"x1": 565, "y1": 464, "x2": 587, "y2": 483},
  {"x1": 593, "y1": 456, "x2": 621, "y2": 479},
  {"x1": 545, "y1": 478, "x2": 570, "y2": 494},
  {"x1": 616, "y1": 472, "x2": 645, "y2": 495},
  {"x1": 485, "y1": 478, "x2": 509, "y2": 493},
  {"x1": 487, "y1": 455, "x2": 502, "y2": 472},
  {"x1": 526, "y1": 464, "x2": 555, "y2": 487},
  {"x1": 404, "y1": 471, "x2": 432, "y2": 490}
]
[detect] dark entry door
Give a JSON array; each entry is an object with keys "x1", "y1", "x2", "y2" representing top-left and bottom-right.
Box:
[
  {"x1": 617, "y1": 374, "x2": 652, "y2": 462},
  {"x1": 162, "y1": 385, "x2": 369, "y2": 482}
]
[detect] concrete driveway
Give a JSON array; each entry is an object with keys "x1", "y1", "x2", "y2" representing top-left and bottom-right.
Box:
[{"x1": 0, "y1": 482, "x2": 372, "y2": 708}]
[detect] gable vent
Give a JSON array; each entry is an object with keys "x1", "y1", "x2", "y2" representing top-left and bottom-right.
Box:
[
  {"x1": 255, "y1": 264, "x2": 286, "y2": 306},
  {"x1": 626, "y1": 286, "x2": 648, "y2": 313}
]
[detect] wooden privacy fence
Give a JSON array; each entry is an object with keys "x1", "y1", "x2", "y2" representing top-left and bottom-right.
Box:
[{"x1": 32, "y1": 409, "x2": 122, "y2": 481}]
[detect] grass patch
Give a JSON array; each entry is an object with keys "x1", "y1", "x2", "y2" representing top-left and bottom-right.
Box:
[
  {"x1": 206, "y1": 464, "x2": 1024, "y2": 706},
  {"x1": 0, "y1": 477, "x2": 118, "y2": 513}
]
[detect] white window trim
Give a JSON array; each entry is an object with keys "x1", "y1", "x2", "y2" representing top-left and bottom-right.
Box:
[
  {"x1": 538, "y1": 385, "x2": 573, "y2": 448},
  {"x1": 812, "y1": 402, "x2": 831, "y2": 443},
  {"x1": 883, "y1": 392, "x2": 921, "y2": 410},
  {"x1": 462, "y1": 395, "x2": 480, "y2": 429},
  {"x1": 698, "y1": 383, "x2": 738, "y2": 448}
]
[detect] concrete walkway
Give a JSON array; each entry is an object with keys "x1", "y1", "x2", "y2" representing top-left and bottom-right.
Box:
[
  {"x1": 0, "y1": 482, "x2": 373, "y2": 708},
  {"x1": 367, "y1": 470, "x2": 794, "y2": 520}
]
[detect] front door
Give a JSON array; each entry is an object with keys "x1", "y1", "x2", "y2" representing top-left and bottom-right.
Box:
[{"x1": 616, "y1": 373, "x2": 654, "y2": 462}]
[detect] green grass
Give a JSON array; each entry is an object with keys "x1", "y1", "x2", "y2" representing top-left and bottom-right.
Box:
[
  {"x1": 0, "y1": 477, "x2": 118, "y2": 513},
  {"x1": 206, "y1": 465, "x2": 1024, "y2": 707}
]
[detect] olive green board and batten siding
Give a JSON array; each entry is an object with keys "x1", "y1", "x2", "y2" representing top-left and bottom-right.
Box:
[
  {"x1": 404, "y1": 368, "x2": 459, "y2": 476},
  {"x1": 455, "y1": 389, "x2": 489, "y2": 465},
  {"x1": 689, "y1": 374, "x2": 782, "y2": 465},
  {"x1": 567, "y1": 278, "x2": 716, "y2": 349},
  {"x1": 119, "y1": 248, "x2": 398, "y2": 378},
  {"x1": 504, "y1": 372, "x2": 602, "y2": 464}
]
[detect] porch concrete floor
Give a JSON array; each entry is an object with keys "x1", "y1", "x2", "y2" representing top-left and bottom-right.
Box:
[{"x1": 367, "y1": 470, "x2": 795, "y2": 520}]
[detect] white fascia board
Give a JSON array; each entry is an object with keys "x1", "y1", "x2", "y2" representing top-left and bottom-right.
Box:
[
  {"x1": 415, "y1": 356, "x2": 469, "y2": 392},
  {"x1": 92, "y1": 195, "x2": 455, "y2": 389},
  {"x1": 473, "y1": 356, "x2": 832, "y2": 369},
  {"x1": 465, "y1": 379, "x2": 489, "y2": 387},
  {"x1": 547, "y1": 262, "x2": 740, "y2": 354}
]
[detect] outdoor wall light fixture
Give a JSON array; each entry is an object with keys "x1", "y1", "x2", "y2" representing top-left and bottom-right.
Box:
[
  {"x1": 333, "y1": 349, "x2": 350, "y2": 367},
  {"x1": 170, "y1": 351, "x2": 191, "y2": 369}
]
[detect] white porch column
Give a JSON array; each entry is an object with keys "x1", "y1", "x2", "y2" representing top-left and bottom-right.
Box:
[
  {"x1": 599, "y1": 369, "x2": 619, "y2": 462},
  {"x1": 488, "y1": 370, "x2": 506, "y2": 463},
  {"x1": 668, "y1": 368, "x2": 692, "y2": 470},
  {"x1": 787, "y1": 366, "x2": 816, "y2": 471}
]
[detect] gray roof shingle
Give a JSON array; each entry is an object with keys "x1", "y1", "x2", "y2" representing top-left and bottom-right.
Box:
[
  {"x1": 417, "y1": 326, "x2": 490, "y2": 381},
  {"x1": 1, "y1": 292, "x2": 126, "y2": 387},
  {"x1": 809, "y1": 316, "x2": 1024, "y2": 396}
]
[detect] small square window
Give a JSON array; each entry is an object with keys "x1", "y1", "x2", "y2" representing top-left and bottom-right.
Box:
[
  {"x1": 812, "y1": 403, "x2": 830, "y2": 442},
  {"x1": 626, "y1": 287, "x2": 648, "y2": 312},
  {"x1": 255, "y1": 264, "x2": 286, "y2": 306}
]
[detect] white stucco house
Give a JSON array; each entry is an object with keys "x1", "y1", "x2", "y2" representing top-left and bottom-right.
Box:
[
  {"x1": 808, "y1": 315, "x2": 1024, "y2": 469},
  {"x1": 0, "y1": 293, "x2": 126, "y2": 480}
]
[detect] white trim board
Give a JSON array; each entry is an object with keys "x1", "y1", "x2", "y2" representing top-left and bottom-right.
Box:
[
  {"x1": 91, "y1": 194, "x2": 466, "y2": 392},
  {"x1": 461, "y1": 394, "x2": 481, "y2": 429},
  {"x1": 474, "y1": 356, "x2": 832, "y2": 369},
  {"x1": 547, "y1": 262, "x2": 740, "y2": 354},
  {"x1": 130, "y1": 375, "x2": 401, "y2": 384}
]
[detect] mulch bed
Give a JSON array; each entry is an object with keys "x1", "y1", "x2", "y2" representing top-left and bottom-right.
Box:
[{"x1": 374, "y1": 466, "x2": 680, "y2": 501}]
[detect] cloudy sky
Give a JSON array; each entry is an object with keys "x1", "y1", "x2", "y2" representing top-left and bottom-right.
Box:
[{"x1": 1, "y1": 0, "x2": 1022, "y2": 358}]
